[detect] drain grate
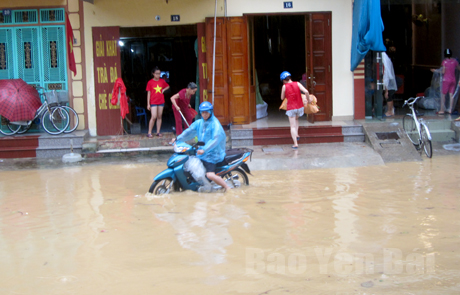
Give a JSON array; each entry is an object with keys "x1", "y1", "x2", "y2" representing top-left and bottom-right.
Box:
[
  {"x1": 262, "y1": 147, "x2": 284, "y2": 152},
  {"x1": 376, "y1": 132, "x2": 400, "y2": 140}
]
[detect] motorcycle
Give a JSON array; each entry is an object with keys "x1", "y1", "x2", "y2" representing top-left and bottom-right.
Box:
[{"x1": 148, "y1": 140, "x2": 253, "y2": 195}]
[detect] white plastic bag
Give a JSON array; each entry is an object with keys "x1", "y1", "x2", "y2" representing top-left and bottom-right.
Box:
[{"x1": 184, "y1": 156, "x2": 211, "y2": 190}]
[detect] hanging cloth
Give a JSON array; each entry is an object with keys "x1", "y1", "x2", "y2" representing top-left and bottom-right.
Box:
[
  {"x1": 111, "y1": 78, "x2": 129, "y2": 119},
  {"x1": 350, "y1": 0, "x2": 386, "y2": 71}
]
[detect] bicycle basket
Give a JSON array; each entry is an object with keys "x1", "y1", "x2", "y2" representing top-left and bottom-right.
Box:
[
  {"x1": 45, "y1": 91, "x2": 59, "y2": 106},
  {"x1": 57, "y1": 91, "x2": 69, "y2": 105}
]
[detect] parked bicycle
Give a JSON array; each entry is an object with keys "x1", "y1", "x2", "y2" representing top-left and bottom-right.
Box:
[
  {"x1": 54, "y1": 90, "x2": 79, "y2": 133},
  {"x1": 0, "y1": 88, "x2": 70, "y2": 136},
  {"x1": 402, "y1": 96, "x2": 432, "y2": 158}
]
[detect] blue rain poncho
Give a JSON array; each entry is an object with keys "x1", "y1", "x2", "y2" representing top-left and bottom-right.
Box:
[{"x1": 177, "y1": 113, "x2": 226, "y2": 164}]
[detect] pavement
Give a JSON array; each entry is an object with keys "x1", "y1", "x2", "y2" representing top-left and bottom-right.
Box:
[{"x1": 1, "y1": 140, "x2": 460, "y2": 172}]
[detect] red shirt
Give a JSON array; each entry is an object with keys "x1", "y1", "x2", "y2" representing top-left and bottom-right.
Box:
[
  {"x1": 285, "y1": 81, "x2": 303, "y2": 110},
  {"x1": 177, "y1": 88, "x2": 191, "y2": 109},
  {"x1": 146, "y1": 78, "x2": 169, "y2": 105}
]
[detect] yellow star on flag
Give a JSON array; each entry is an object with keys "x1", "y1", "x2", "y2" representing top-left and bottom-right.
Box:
[{"x1": 154, "y1": 85, "x2": 162, "y2": 93}]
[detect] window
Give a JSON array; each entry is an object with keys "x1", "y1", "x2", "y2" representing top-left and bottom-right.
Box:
[{"x1": 0, "y1": 8, "x2": 68, "y2": 93}]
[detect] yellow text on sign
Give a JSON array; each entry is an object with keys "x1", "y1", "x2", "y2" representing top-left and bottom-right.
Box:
[
  {"x1": 106, "y1": 40, "x2": 117, "y2": 57},
  {"x1": 109, "y1": 101, "x2": 120, "y2": 109},
  {"x1": 110, "y1": 64, "x2": 118, "y2": 83},
  {"x1": 97, "y1": 64, "x2": 118, "y2": 83},
  {"x1": 96, "y1": 40, "x2": 105, "y2": 57},
  {"x1": 202, "y1": 63, "x2": 207, "y2": 79},
  {"x1": 201, "y1": 36, "x2": 206, "y2": 53},
  {"x1": 203, "y1": 89, "x2": 208, "y2": 101},
  {"x1": 96, "y1": 66, "x2": 108, "y2": 83},
  {"x1": 98, "y1": 93, "x2": 107, "y2": 110}
]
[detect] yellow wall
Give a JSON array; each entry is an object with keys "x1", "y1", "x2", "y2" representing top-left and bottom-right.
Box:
[{"x1": 83, "y1": 0, "x2": 224, "y2": 27}]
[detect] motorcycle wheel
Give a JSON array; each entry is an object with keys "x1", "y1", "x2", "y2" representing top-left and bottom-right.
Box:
[
  {"x1": 149, "y1": 178, "x2": 174, "y2": 195},
  {"x1": 223, "y1": 167, "x2": 249, "y2": 187}
]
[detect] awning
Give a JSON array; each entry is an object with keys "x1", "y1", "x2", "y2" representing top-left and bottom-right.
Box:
[{"x1": 350, "y1": 0, "x2": 386, "y2": 71}]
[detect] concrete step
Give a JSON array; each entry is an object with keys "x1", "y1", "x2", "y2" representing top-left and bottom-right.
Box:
[
  {"x1": 362, "y1": 123, "x2": 422, "y2": 163},
  {"x1": 428, "y1": 129, "x2": 456, "y2": 142},
  {"x1": 396, "y1": 119, "x2": 457, "y2": 142},
  {"x1": 231, "y1": 125, "x2": 365, "y2": 147},
  {"x1": 35, "y1": 131, "x2": 88, "y2": 158},
  {"x1": 96, "y1": 133, "x2": 175, "y2": 151},
  {"x1": 422, "y1": 119, "x2": 452, "y2": 130},
  {"x1": 452, "y1": 120, "x2": 460, "y2": 142}
]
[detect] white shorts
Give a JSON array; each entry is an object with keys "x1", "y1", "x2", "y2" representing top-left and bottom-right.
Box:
[{"x1": 286, "y1": 107, "x2": 304, "y2": 118}]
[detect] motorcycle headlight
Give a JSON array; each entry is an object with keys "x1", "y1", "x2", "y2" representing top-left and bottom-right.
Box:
[{"x1": 174, "y1": 144, "x2": 190, "y2": 153}]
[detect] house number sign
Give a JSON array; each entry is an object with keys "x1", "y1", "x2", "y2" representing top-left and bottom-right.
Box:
[
  {"x1": 171, "y1": 15, "x2": 180, "y2": 22},
  {"x1": 284, "y1": 2, "x2": 293, "y2": 9}
]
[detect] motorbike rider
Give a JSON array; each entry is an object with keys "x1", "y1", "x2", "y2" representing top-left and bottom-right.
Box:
[{"x1": 171, "y1": 101, "x2": 231, "y2": 191}]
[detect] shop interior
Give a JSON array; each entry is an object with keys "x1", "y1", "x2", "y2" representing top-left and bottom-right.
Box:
[
  {"x1": 367, "y1": 1, "x2": 459, "y2": 117},
  {"x1": 252, "y1": 15, "x2": 306, "y2": 118},
  {"x1": 119, "y1": 25, "x2": 197, "y2": 132}
]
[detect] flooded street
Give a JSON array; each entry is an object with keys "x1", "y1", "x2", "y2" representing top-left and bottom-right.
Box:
[{"x1": 1, "y1": 155, "x2": 460, "y2": 294}]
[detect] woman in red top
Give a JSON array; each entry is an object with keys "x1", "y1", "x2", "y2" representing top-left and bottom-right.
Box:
[
  {"x1": 170, "y1": 82, "x2": 198, "y2": 135},
  {"x1": 146, "y1": 67, "x2": 170, "y2": 138},
  {"x1": 280, "y1": 71, "x2": 311, "y2": 149}
]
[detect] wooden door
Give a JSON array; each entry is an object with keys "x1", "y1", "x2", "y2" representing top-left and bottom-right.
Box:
[
  {"x1": 92, "y1": 27, "x2": 122, "y2": 135},
  {"x1": 247, "y1": 16, "x2": 257, "y2": 122},
  {"x1": 226, "y1": 17, "x2": 250, "y2": 124},
  {"x1": 305, "y1": 13, "x2": 332, "y2": 121},
  {"x1": 205, "y1": 17, "x2": 229, "y2": 124}
]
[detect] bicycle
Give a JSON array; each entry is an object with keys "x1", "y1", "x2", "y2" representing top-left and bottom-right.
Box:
[
  {"x1": 55, "y1": 90, "x2": 79, "y2": 133},
  {"x1": 0, "y1": 88, "x2": 70, "y2": 136},
  {"x1": 402, "y1": 96, "x2": 432, "y2": 158}
]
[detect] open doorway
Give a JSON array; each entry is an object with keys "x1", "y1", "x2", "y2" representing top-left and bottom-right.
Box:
[
  {"x1": 253, "y1": 15, "x2": 306, "y2": 118},
  {"x1": 119, "y1": 25, "x2": 197, "y2": 133}
]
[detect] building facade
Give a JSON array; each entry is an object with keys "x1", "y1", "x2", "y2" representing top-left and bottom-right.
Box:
[{"x1": 2, "y1": 0, "x2": 457, "y2": 136}]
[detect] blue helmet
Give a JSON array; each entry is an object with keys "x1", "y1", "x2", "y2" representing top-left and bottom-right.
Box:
[
  {"x1": 280, "y1": 71, "x2": 291, "y2": 81},
  {"x1": 199, "y1": 101, "x2": 213, "y2": 113}
]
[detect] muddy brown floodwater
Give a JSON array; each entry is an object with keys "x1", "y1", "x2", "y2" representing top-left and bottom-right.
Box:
[{"x1": 0, "y1": 155, "x2": 460, "y2": 294}]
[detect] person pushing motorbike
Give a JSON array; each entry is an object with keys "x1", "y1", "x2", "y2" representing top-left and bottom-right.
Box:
[{"x1": 171, "y1": 101, "x2": 231, "y2": 191}]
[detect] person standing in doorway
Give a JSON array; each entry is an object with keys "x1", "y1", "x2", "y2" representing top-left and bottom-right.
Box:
[
  {"x1": 280, "y1": 71, "x2": 311, "y2": 149},
  {"x1": 382, "y1": 51, "x2": 398, "y2": 117},
  {"x1": 170, "y1": 82, "x2": 197, "y2": 135},
  {"x1": 146, "y1": 67, "x2": 170, "y2": 138},
  {"x1": 431, "y1": 49, "x2": 460, "y2": 115}
]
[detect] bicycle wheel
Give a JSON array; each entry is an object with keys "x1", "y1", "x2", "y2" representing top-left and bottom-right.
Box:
[
  {"x1": 420, "y1": 122, "x2": 432, "y2": 158},
  {"x1": 403, "y1": 114, "x2": 421, "y2": 146},
  {"x1": 41, "y1": 107, "x2": 69, "y2": 135},
  {"x1": 8, "y1": 121, "x2": 30, "y2": 134},
  {"x1": 0, "y1": 117, "x2": 19, "y2": 135},
  {"x1": 61, "y1": 106, "x2": 79, "y2": 133}
]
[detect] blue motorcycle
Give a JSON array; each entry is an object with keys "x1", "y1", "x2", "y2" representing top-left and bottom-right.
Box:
[{"x1": 148, "y1": 141, "x2": 253, "y2": 194}]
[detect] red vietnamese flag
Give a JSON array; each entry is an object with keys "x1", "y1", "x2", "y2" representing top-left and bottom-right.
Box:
[{"x1": 65, "y1": 12, "x2": 77, "y2": 75}]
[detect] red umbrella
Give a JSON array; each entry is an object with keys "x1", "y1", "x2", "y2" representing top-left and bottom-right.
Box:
[{"x1": 0, "y1": 79, "x2": 42, "y2": 122}]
